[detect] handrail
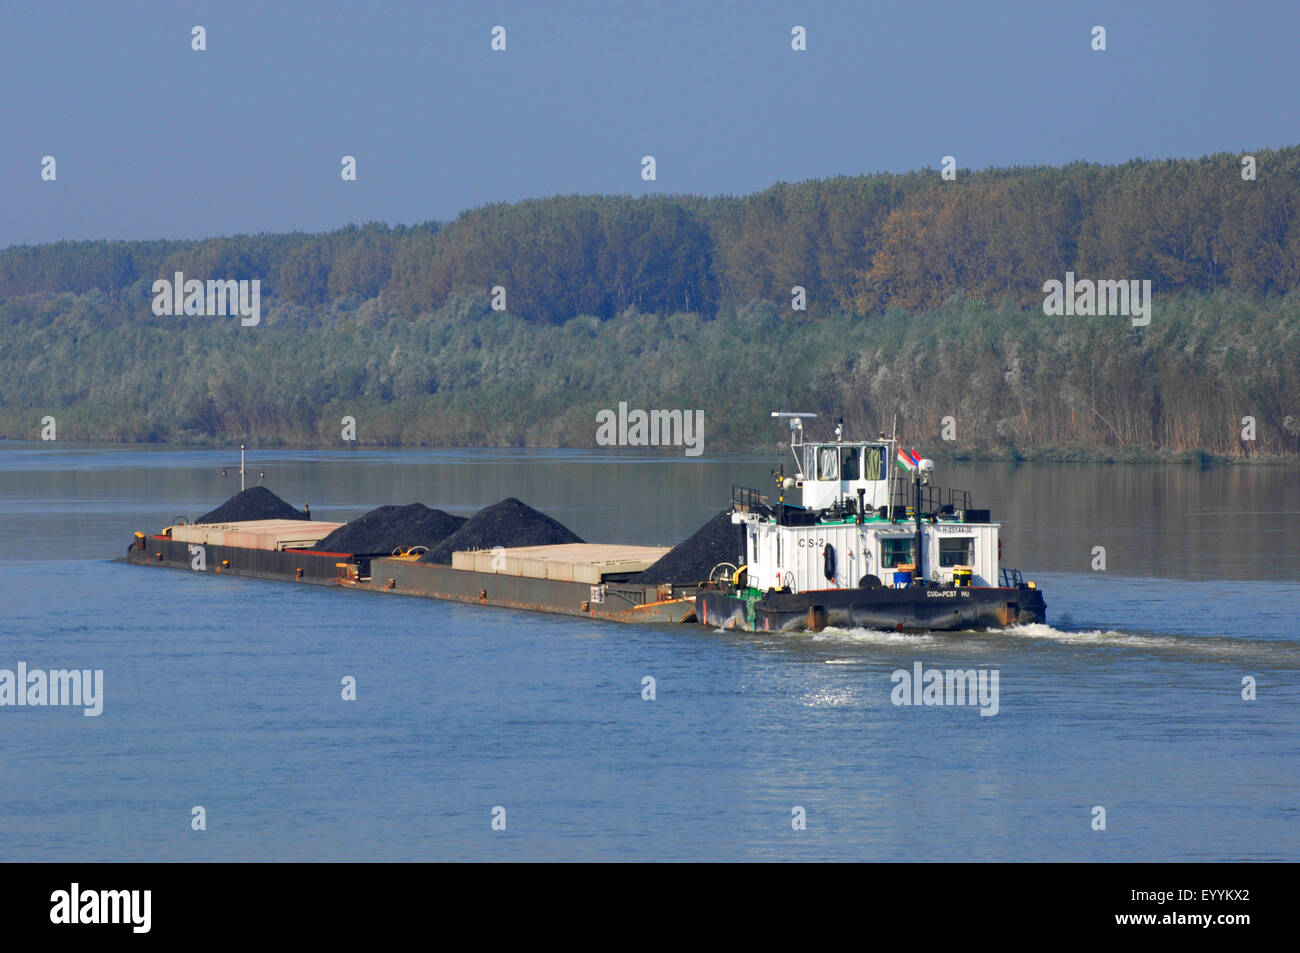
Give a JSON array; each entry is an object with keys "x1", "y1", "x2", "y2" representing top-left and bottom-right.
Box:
[
  {"x1": 890, "y1": 483, "x2": 973, "y2": 515},
  {"x1": 732, "y1": 485, "x2": 765, "y2": 510}
]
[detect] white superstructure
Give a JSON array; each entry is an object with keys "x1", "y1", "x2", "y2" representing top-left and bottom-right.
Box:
[{"x1": 731, "y1": 415, "x2": 1001, "y2": 594}]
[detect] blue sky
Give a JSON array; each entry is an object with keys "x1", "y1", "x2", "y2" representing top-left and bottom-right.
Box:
[{"x1": 2, "y1": 0, "x2": 1297, "y2": 248}]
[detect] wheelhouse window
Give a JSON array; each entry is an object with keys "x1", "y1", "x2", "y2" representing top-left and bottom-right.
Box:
[
  {"x1": 840, "y1": 446, "x2": 860, "y2": 480},
  {"x1": 939, "y1": 537, "x2": 975, "y2": 567},
  {"x1": 881, "y1": 538, "x2": 915, "y2": 568},
  {"x1": 812, "y1": 444, "x2": 886, "y2": 481},
  {"x1": 863, "y1": 444, "x2": 885, "y2": 480},
  {"x1": 817, "y1": 446, "x2": 839, "y2": 481}
]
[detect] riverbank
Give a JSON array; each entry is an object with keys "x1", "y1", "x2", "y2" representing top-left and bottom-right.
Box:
[{"x1": 1, "y1": 435, "x2": 1296, "y2": 466}]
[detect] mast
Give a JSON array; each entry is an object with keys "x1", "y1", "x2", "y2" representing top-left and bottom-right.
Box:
[
  {"x1": 889, "y1": 414, "x2": 899, "y2": 519},
  {"x1": 914, "y1": 468, "x2": 923, "y2": 584}
]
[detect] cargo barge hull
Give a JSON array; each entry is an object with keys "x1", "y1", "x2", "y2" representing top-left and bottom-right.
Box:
[{"x1": 123, "y1": 536, "x2": 699, "y2": 625}]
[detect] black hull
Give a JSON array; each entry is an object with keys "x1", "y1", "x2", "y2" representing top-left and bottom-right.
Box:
[
  {"x1": 696, "y1": 584, "x2": 1045, "y2": 633},
  {"x1": 123, "y1": 536, "x2": 698, "y2": 625},
  {"x1": 124, "y1": 537, "x2": 1044, "y2": 633}
]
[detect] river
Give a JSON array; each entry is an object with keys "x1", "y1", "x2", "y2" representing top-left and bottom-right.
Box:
[{"x1": 1, "y1": 443, "x2": 1296, "y2": 860}]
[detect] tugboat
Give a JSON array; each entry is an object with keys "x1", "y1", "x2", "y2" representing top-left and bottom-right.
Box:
[{"x1": 694, "y1": 413, "x2": 1046, "y2": 633}]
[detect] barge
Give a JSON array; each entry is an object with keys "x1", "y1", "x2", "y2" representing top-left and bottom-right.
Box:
[
  {"x1": 123, "y1": 416, "x2": 1044, "y2": 633},
  {"x1": 125, "y1": 527, "x2": 701, "y2": 624}
]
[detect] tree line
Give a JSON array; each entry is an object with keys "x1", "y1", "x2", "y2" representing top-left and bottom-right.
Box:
[
  {"x1": 1, "y1": 148, "x2": 1297, "y2": 457},
  {"x1": 2, "y1": 148, "x2": 1298, "y2": 324},
  {"x1": 1, "y1": 288, "x2": 1296, "y2": 458}
]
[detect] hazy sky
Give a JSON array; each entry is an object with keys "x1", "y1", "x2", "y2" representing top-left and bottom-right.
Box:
[{"x1": 3, "y1": 0, "x2": 1297, "y2": 248}]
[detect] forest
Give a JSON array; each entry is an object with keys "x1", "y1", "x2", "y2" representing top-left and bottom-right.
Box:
[{"x1": 1, "y1": 148, "x2": 1297, "y2": 458}]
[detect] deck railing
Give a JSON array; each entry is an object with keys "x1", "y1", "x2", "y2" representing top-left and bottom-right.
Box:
[
  {"x1": 731, "y1": 485, "x2": 766, "y2": 511},
  {"x1": 890, "y1": 483, "x2": 973, "y2": 515}
]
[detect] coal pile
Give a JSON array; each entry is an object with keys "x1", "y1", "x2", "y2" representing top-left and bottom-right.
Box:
[
  {"x1": 195, "y1": 486, "x2": 309, "y2": 524},
  {"x1": 419, "y1": 498, "x2": 583, "y2": 564},
  {"x1": 315, "y1": 503, "x2": 467, "y2": 555},
  {"x1": 629, "y1": 510, "x2": 742, "y2": 585}
]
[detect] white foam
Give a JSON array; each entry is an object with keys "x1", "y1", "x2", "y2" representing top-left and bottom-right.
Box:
[
  {"x1": 997, "y1": 623, "x2": 1296, "y2": 661},
  {"x1": 809, "y1": 626, "x2": 942, "y2": 647},
  {"x1": 1001, "y1": 622, "x2": 1159, "y2": 647},
  {"x1": 720, "y1": 622, "x2": 1297, "y2": 664}
]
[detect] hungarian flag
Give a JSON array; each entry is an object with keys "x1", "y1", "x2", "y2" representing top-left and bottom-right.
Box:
[{"x1": 896, "y1": 447, "x2": 921, "y2": 471}]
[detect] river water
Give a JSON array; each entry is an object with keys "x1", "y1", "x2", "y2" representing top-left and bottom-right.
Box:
[{"x1": 1, "y1": 443, "x2": 1296, "y2": 861}]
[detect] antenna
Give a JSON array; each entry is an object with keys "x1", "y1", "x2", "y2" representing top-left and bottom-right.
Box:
[
  {"x1": 223, "y1": 444, "x2": 266, "y2": 490},
  {"x1": 889, "y1": 415, "x2": 899, "y2": 512},
  {"x1": 772, "y1": 412, "x2": 817, "y2": 477}
]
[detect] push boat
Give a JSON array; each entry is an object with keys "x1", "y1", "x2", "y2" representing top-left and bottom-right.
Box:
[
  {"x1": 122, "y1": 416, "x2": 1044, "y2": 633},
  {"x1": 692, "y1": 413, "x2": 1046, "y2": 632}
]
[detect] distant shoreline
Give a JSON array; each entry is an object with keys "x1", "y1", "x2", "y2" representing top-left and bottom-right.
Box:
[{"x1": 1, "y1": 436, "x2": 1294, "y2": 467}]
